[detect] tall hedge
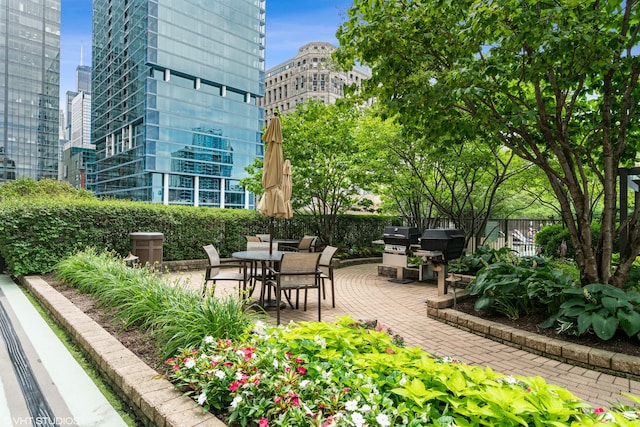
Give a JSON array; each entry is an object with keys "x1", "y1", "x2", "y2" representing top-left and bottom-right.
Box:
[{"x1": 0, "y1": 198, "x2": 392, "y2": 276}]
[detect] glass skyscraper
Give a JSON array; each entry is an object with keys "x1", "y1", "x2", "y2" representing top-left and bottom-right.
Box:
[
  {"x1": 0, "y1": 0, "x2": 61, "y2": 182},
  {"x1": 90, "y1": 0, "x2": 266, "y2": 208}
]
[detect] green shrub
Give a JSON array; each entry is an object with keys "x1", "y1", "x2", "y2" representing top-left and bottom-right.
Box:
[
  {"x1": 535, "y1": 223, "x2": 606, "y2": 259},
  {"x1": 448, "y1": 246, "x2": 518, "y2": 274},
  {"x1": 540, "y1": 283, "x2": 640, "y2": 341},
  {"x1": 0, "y1": 197, "x2": 390, "y2": 276},
  {"x1": 54, "y1": 249, "x2": 258, "y2": 358},
  {"x1": 470, "y1": 256, "x2": 578, "y2": 319},
  {"x1": 0, "y1": 177, "x2": 95, "y2": 202}
]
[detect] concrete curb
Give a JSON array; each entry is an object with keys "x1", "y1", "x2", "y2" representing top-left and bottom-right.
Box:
[
  {"x1": 19, "y1": 275, "x2": 226, "y2": 427},
  {"x1": 426, "y1": 293, "x2": 640, "y2": 380}
]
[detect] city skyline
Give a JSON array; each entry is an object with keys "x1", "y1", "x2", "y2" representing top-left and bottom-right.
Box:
[{"x1": 59, "y1": 0, "x2": 353, "y2": 102}]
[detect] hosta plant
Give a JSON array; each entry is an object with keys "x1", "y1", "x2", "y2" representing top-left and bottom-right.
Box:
[
  {"x1": 165, "y1": 317, "x2": 639, "y2": 426},
  {"x1": 540, "y1": 283, "x2": 640, "y2": 341}
]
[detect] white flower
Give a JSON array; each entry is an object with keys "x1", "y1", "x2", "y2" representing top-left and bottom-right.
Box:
[
  {"x1": 273, "y1": 359, "x2": 279, "y2": 369},
  {"x1": 351, "y1": 412, "x2": 365, "y2": 427},
  {"x1": 235, "y1": 371, "x2": 244, "y2": 380},
  {"x1": 230, "y1": 395, "x2": 242, "y2": 409},
  {"x1": 204, "y1": 335, "x2": 214, "y2": 343},
  {"x1": 398, "y1": 375, "x2": 407, "y2": 386},
  {"x1": 623, "y1": 411, "x2": 639, "y2": 420},
  {"x1": 184, "y1": 358, "x2": 196, "y2": 369},
  {"x1": 501, "y1": 376, "x2": 518, "y2": 385},
  {"x1": 345, "y1": 400, "x2": 358, "y2": 411},
  {"x1": 361, "y1": 404, "x2": 371, "y2": 412},
  {"x1": 253, "y1": 320, "x2": 267, "y2": 335},
  {"x1": 314, "y1": 335, "x2": 327, "y2": 348},
  {"x1": 299, "y1": 380, "x2": 311, "y2": 388},
  {"x1": 214, "y1": 369, "x2": 225, "y2": 379},
  {"x1": 602, "y1": 412, "x2": 615, "y2": 422},
  {"x1": 197, "y1": 392, "x2": 207, "y2": 406},
  {"x1": 236, "y1": 349, "x2": 245, "y2": 358},
  {"x1": 376, "y1": 413, "x2": 391, "y2": 427}
]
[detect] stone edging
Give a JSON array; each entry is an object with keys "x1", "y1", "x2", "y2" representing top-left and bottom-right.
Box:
[
  {"x1": 19, "y1": 275, "x2": 226, "y2": 427},
  {"x1": 426, "y1": 293, "x2": 640, "y2": 380}
]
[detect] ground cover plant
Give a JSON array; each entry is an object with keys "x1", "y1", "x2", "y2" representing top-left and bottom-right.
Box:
[
  {"x1": 166, "y1": 317, "x2": 640, "y2": 426},
  {"x1": 51, "y1": 249, "x2": 640, "y2": 425},
  {"x1": 54, "y1": 248, "x2": 258, "y2": 358}
]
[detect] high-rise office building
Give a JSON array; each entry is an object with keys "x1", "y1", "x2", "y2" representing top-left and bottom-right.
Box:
[
  {"x1": 0, "y1": 0, "x2": 61, "y2": 182},
  {"x1": 90, "y1": 0, "x2": 266, "y2": 207},
  {"x1": 258, "y1": 42, "x2": 371, "y2": 122},
  {"x1": 76, "y1": 65, "x2": 92, "y2": 94},
  {"x1": 60, "y1": 63, "x2": 93, "y2": 187}
]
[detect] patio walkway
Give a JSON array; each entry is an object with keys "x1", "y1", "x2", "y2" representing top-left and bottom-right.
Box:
[{"x1": 171, "y1": 262, "x2": 640, "y2": 409}]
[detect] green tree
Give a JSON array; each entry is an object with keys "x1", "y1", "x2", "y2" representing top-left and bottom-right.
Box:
[
  {"x1": 336, "y1": 0, "x2": 640, "y2": 287},
  {"x1": 243, "y1": 101, "x2": 386, "y2": 245}
]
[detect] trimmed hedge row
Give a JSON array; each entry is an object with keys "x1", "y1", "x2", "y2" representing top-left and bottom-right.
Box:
[{"x1": 0, "y1": 198, "x2": 392, "y2": 276}]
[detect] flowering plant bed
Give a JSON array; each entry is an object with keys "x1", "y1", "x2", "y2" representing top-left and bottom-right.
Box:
[{"x1": 165, "y1": 317, "x2": 639, "y2": 426}]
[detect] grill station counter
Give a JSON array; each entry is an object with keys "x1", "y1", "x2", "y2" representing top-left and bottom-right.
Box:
[{"x1": 381, "y1": 226, "x2": 420, "y2": 275}]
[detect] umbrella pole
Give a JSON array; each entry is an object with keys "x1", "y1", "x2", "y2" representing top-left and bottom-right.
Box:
[{"x1": 269, "y1": 218, "x2": 274, "y2": 254}]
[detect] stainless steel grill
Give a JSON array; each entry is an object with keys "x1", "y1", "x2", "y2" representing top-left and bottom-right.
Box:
[{"x1": 382, "y1": 226, "x2": 420, "y2": 255}]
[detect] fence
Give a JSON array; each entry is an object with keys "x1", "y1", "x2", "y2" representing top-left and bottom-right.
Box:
[{"x1": 431, "y1": 218, "x2": 560, "y2": 257}]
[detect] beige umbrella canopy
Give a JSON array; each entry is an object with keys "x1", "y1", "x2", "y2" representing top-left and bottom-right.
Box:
[
  {"x1": 257, "y1": 116, "x2": 287, "y2": 253},
  {"x1": 282, "y1": 159, "x2": 293, "y2": 220},
  {"x1": 257, "y1": 116, "x2": 287, "y2": 218}
]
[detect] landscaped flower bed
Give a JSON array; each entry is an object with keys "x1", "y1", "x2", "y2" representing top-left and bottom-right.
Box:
[{"x1": 166, "y1": 317, "x2": 640, "y2": 426}]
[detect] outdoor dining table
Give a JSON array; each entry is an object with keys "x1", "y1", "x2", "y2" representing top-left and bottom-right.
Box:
[{"x1": 232, "y1": 250, "x2": 286, "y2": 309}]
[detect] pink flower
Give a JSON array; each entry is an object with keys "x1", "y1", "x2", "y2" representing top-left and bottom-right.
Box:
[
  {"x1": 385, "y1": 348, "x2": 395, "y2": 354},
  {"x1": 229, "y1": 381, "x2": 240, "y2": 392},
  {"x1": 594, "y1": 408, "x2": 606, "y2": 414},
  {"x1": 285, "y1": 352, "x2": 293, "y2": 358},
  {"x1": 295, "y1": 357, "x2": 304, "y2": 364},
  {"x1": 274, "y1": 396, "x2": 282, "y2": 403},
  {"x1": 298, "y1": 366, "x2": 307, "y2": 375},
  {"x1": 259, "y1": 417, "x2": 268, "y2": 427}
]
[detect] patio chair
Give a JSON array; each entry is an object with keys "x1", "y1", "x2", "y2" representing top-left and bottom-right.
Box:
[
  {"x1": 256, "y1": 234, "x2": 271, "y2": 242},
  {"x1": 202, "y1": 245, "x2": 249, "y2": 297},
  {"x1": 280, "y1": 235, "x2": 318, "y2": 252},
  {"x1": 318, "y1": 245, "x2": 338, "y2": 308},
  {"x1": 264, "y1": 252, "x2": 322, "y2": 324},
  {"x1": 245, "y1": 235, "x2": 261, "y2": 243}
]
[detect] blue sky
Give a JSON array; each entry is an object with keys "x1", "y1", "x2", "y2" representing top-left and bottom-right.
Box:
[{"x1": 59, "y1": 0, "x2": 354, "y2": 101}]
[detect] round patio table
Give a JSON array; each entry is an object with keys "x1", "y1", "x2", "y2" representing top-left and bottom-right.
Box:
[{"x1": 232, "y1": 251, "x2": 286, "y2": 309}]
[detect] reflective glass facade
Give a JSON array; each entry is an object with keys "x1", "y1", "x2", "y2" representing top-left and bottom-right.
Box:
[
  {"x1": 90, "y1": 0, "x2": 266, "y2": 208},
  {"x1": 0, "y1": 0, "x2": 61, "y2": 182}
]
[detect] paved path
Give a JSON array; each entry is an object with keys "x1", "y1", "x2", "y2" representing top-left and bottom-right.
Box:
[
  {"x1": 172, "y1": 263, "x2": 640, "y2": 409},
  {"x1": 0, "y1": 275, "x2": 127, "y2": 427}
]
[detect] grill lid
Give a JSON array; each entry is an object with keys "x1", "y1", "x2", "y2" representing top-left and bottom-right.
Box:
[
  {"x1": 420, "y1": 229, "x2": 465, "y2": 261},
  {"x1": 382, "y1": 226, "x2": 420, "y2": 245}
]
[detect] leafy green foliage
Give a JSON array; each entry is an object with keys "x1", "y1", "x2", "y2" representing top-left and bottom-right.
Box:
[
  {"x1": 54, "y1": 249, "x2": 257, "y2": 358},
  {"x1": 0, "y1": 197, "x2": 391, "y2": 276},
  {"x1": 535, "y1": 223, "x2": 605, "y2": 260},
  {"x1": 335, "y1": 0, "x2": 640, "y2": 287},
  {"x1": 0, "y1": 177, "x2": 95, "y2": 202},
  {"x1": 448, "y1": 246, "x2": 518, "y2": 274},
  {"x1": 470, "y1": 256, "x2": 578, "y2": 319},
  {"x1": 165, "y1": 317, "x2": 630, "y2": 426},
  {"x1": 541, "y1": 284, "x2": 640, "y2": 341}
]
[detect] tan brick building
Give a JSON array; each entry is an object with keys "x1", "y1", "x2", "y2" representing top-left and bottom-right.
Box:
[{"x1": 258, "y1": 42, "x2": 371, "y2": 122}]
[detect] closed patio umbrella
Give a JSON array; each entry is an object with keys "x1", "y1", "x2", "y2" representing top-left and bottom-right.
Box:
[
  {"x1": 282, "y1": 159, "x2": 293, "y2": 220},
  {"x1": 257, "y1": 115, "x2": 287, "y2": 253}
]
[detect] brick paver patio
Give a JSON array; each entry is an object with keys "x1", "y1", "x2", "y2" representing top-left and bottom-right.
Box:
[{"x1": 170, "y1": 262, "x2": 640, "y2": 409}]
